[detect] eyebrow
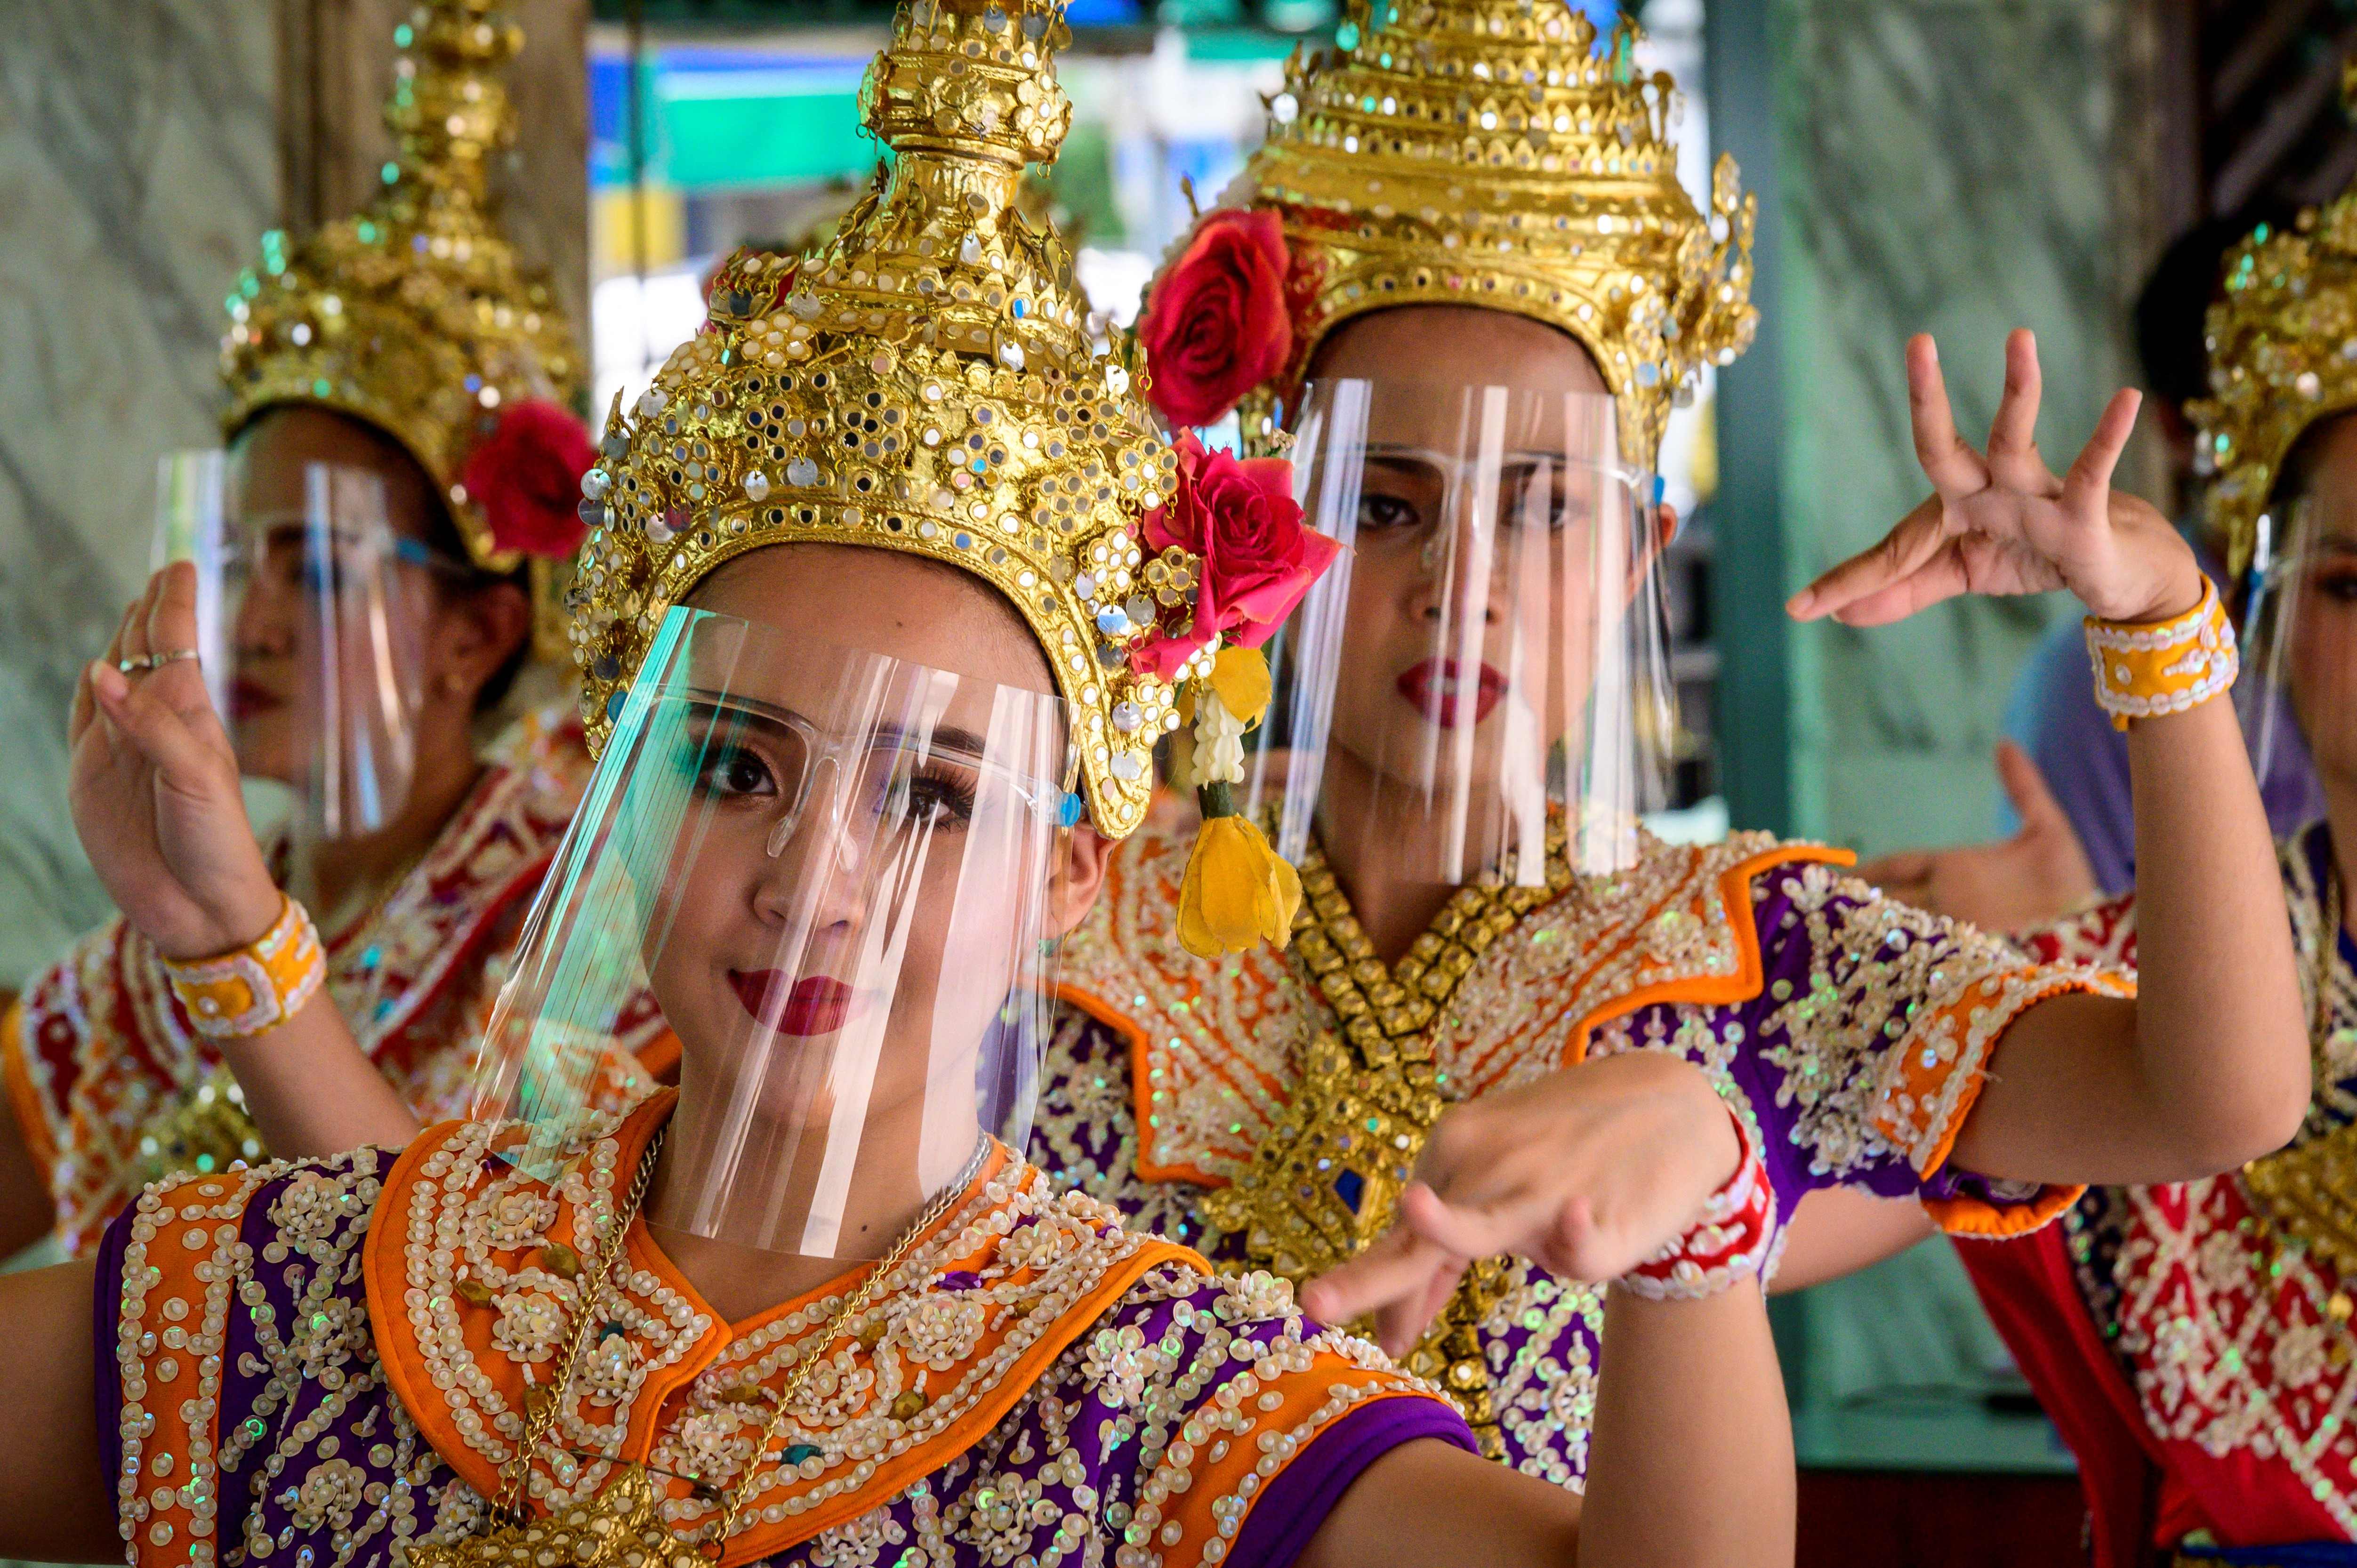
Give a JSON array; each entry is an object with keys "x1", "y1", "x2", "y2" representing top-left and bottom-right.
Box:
[{"x1": 681, "y1": 692, "x2": 995, "y2": 759}]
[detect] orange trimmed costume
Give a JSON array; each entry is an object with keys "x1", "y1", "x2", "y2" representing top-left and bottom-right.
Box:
[
  {"x1": 4, "y1": 723, "x2": 674, "y2": 1256},
  {"x1": 97, "y1": 1090, "x2": 1469, "y2": 1568},
  {"x1": 1030, "y1": 806, "x2": 2132, "y2": 1481}
]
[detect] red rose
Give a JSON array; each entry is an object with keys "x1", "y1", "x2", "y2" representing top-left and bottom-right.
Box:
[
  {"x1": 1130, "y1": 434, "x2": 1342, "y2": 681},
  {"x1": 1138, "y1": 209, "x2": 1294, "y2": 430},
  {"x1": 461, "y1": 399, "x2": 598, "y2": 560}
]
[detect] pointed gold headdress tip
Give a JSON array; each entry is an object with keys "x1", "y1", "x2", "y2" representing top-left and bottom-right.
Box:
[
  {"x1": 860, "y1": 0, "x2": 1075, "y2": 172},
  {"x1": 383, "y1": 0, "x2": 525, "y2": 214},
  {"x1": 1219, "y1": 0, "x2": 1756, "y2": 466},
  {"x1": 567, "y1": 0, "x2": 1183, "y2": 839}
]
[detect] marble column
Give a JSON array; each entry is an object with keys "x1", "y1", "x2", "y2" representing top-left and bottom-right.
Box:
[
  {"x1": 1733, "y1": 0, "x2": 2173, "y2": 1448},
  {"x1": 0, "y1": 0, "x2": 588, "y2": 990},
  {"x1": 1769, "y1": 0, "x2": 2163, "y2": 856},
  {"x1": 0, "y1": 0, "x2": 279, "y2": 986}
]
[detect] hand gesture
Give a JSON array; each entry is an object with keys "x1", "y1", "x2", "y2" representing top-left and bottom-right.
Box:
[
  {"x1": 69, "y1": 563, "x2": 280, "y2": 960},
  {"x1": 1298, "y1": 1051, "x2": 1740, "y2": 1355},
  {"x1": 1788, "y1": 330, "x2": 2202, "y2": 627},
  {"x1": 1855, "y1": 740, "x2": 2100, "y2": 934}
]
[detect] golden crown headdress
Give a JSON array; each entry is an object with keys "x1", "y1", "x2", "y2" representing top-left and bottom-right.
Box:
[
  {"x1": 2192, "y1": 190, "x2": 2357, "y2": 579},
  {"x1": 218, "y1": 0, "x2": 582, "y2": 577},
  {"x1": 1147, "y1": 0, "x2": 1755, "y2": 466},
  {"x1": 571, "y1": 0, "x2": 1236, "y2": 843}
]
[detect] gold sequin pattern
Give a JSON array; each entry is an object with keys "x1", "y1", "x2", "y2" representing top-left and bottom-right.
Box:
[{"x1": 1226, "y1": 0, "x2": 1756, "y2": 465}]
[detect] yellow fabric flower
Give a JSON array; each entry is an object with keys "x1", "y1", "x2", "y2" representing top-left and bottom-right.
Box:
[{"x1": 1178, "y1": 813, "x2": 1303, "y2": 957}]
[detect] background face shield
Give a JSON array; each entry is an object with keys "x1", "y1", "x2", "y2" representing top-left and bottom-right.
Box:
[
  {"x1": 2240, "y1": 495, "x2": 2357, "y2": 790},
  {"x1": 1236, "y1": 380, "x2": 1673, "y2": 886},
  {"x1": 472, "y1": 608, "x2": 1072, "y2": 1262},
  {"x1": 153, "y1": 450, "x2": 432, "y2": 847}
]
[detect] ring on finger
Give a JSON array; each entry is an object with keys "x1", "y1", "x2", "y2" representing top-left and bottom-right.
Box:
[{"x1": 117, "y1": 648, "x2": 199, "y2": 674}]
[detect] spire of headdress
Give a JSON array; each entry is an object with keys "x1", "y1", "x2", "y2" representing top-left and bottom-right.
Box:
[
  {"x1": 573, "y1": 0, "x2": 1220, "y2": 841},
  {"x1": 220, "y1": 0, "x2": 583, "y2": 582},
  {"x1": 380, "y1": 0, "x2": 522, "y2": 219}
]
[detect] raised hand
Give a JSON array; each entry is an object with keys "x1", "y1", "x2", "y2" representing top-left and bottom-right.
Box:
[
  {"x1": 1298, "y1": 1051, "x2": 1740, "y2": 1354},
  {"x1": 1856, "y1": 740, "x2": 2100, "y2": 933},
  {"x1": 69, "y1": 563, "x2": 280, "y2": 960},
  {"x1": 1788, "y1": 330, "x2": 2202, "y2": 628}
]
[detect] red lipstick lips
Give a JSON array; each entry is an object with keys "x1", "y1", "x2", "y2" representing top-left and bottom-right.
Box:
[
  {"x1": 1396, "y1": 658, "x2": 1506, "y2": 728},
  {"x1": 730, "y1": 971, "x2": 853, "y2": 1036},
  {"x1": 227, "y1": 677, "x2": 284, "y2": 722}
]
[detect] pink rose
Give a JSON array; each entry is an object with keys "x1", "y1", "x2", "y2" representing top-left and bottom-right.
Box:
[
  {"x1": 1138, "y1": 209, "x2": 1294, "y2": 430},
  {"x1": 1129, "y1": 434, "x2": 1341, "y2": 681},
  {"x1": 460, "y1": 400, "x2": 597, "y2": 561}
]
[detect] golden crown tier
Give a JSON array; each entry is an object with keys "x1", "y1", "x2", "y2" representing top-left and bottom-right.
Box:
[
  {"x1": 217, "y1": 0, "x2": 579, "y2": 574},
  {"x1": 570, "y1": 0, "x2": 1190, "y2": 840},
  {"x1": 2193, "y1": 192, "x2": 2357, "y2": 579},
  {"x1": 1228, "y1": 0, "x2": 1756, "y2": 465}
]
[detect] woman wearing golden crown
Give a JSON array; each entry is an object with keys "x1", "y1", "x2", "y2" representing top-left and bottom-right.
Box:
[
  {"x1": 1785, "y1": 193, "x2": 2357, "y2": 1565},
  {"x1": 1024, "y1": 0, "x2": 2313, "y2": 1488},
  {"x1": 0, "y1": 7, "x2": 1803, "y2": 1564},
  {"x1": 0, "y1": 0, "x2": 670, "y2": 1262}
]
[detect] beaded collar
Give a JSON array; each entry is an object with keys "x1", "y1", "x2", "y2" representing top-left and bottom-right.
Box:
[
  {"x1": 1057, "y1": 806, "x2": 1849, "y2": 1191},
  {"x1": 364, "y1": 1091, "x2": 1197, "y2": 1564}
]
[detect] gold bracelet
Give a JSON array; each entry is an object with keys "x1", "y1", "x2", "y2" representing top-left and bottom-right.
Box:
[
  {"x1": 161, "y1": 896, "x2": 326, "y2": 1042},
  {"x1": 2084, "y1": 575, "x2": 2238, "y2": 732}
]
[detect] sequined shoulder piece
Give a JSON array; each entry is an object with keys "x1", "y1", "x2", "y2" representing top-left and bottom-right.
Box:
[
  {"x1": 109, "y1": 1143, "x2": 398, "y2": 1567},
  {"x1": 1433, "y1": 832, "x2": 1854, "y2": 1098},
  {"x1": 363, "y1": 1093, "x2": 1204, "y2": 1565},
  {"x1": 1057, "y1": 813, "x2": 1851, "y2": 1189}
]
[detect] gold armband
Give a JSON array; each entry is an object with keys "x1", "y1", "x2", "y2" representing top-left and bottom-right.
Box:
[
  {"x1": 2085, "y1": 575, "x2": 2238, "y2": 732},
  {"x1": 161, "y1": 896, "x2": 326, "y2": 1042}
]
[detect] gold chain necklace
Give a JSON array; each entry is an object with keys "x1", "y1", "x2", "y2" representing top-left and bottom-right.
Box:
[
  {"x1": 1200, "y1": 820, "x2": 1573, "y2": 1457},
  {"x1": 411, "y1": 1135, "x2": 987, "y2": 1568}
]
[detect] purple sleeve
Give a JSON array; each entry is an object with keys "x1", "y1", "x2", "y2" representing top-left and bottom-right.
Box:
[
  {"x1": 1714, "y1": 860, "x2": 2095, "y2": 1238},
  {"x1": 94, "y1": 1197, "x2": 133, "y2": 1506},
  {"x1": 1226, "y1": 1396, "x2": 1480, "y2": 1568}
]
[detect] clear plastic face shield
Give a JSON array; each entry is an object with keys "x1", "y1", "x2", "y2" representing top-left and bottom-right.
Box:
[
  {"x1": 1236, "y1": 380, "x2": 1673, "y2": 885},
  {"x1": 471, "y1": 608, "x2": 1074, "y2": 1261},
  {"x1": 153, "y1": 449, "x2": 439, "y2": 845},
  {"x1": 2239, "y1": 494, "x2": 2357, "y2": 788}
]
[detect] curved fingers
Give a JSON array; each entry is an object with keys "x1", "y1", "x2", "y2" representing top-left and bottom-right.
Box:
[
  {"x1": 117, "y1": 572, "x2": 161, "y2": 669},
  {"x1": 2060, "y1": 386, "x2": 2143, "y2": 512},
  {"x1": 1994, "y1": 739, "x2": 2068, "y2": 836},
  {"x1": 1906, "y1": 335, "x2": 1987, "y2": 498},
  {"x1": 91, "y1": 664, "x2": 221, "y2": 795},
  {"x1": 1985, "y1": 328, "x2": 2056, "y2": 494},
  {"x1": 1825, "y1": 541, "x2": 1976, "y2": 626},
  {"x1": 1787, "y1": 496, "x2": 1954, "y2": 622},
  {"x1": 1299, "y1": 1222, "x2": 1439, "y2": 1327}
]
